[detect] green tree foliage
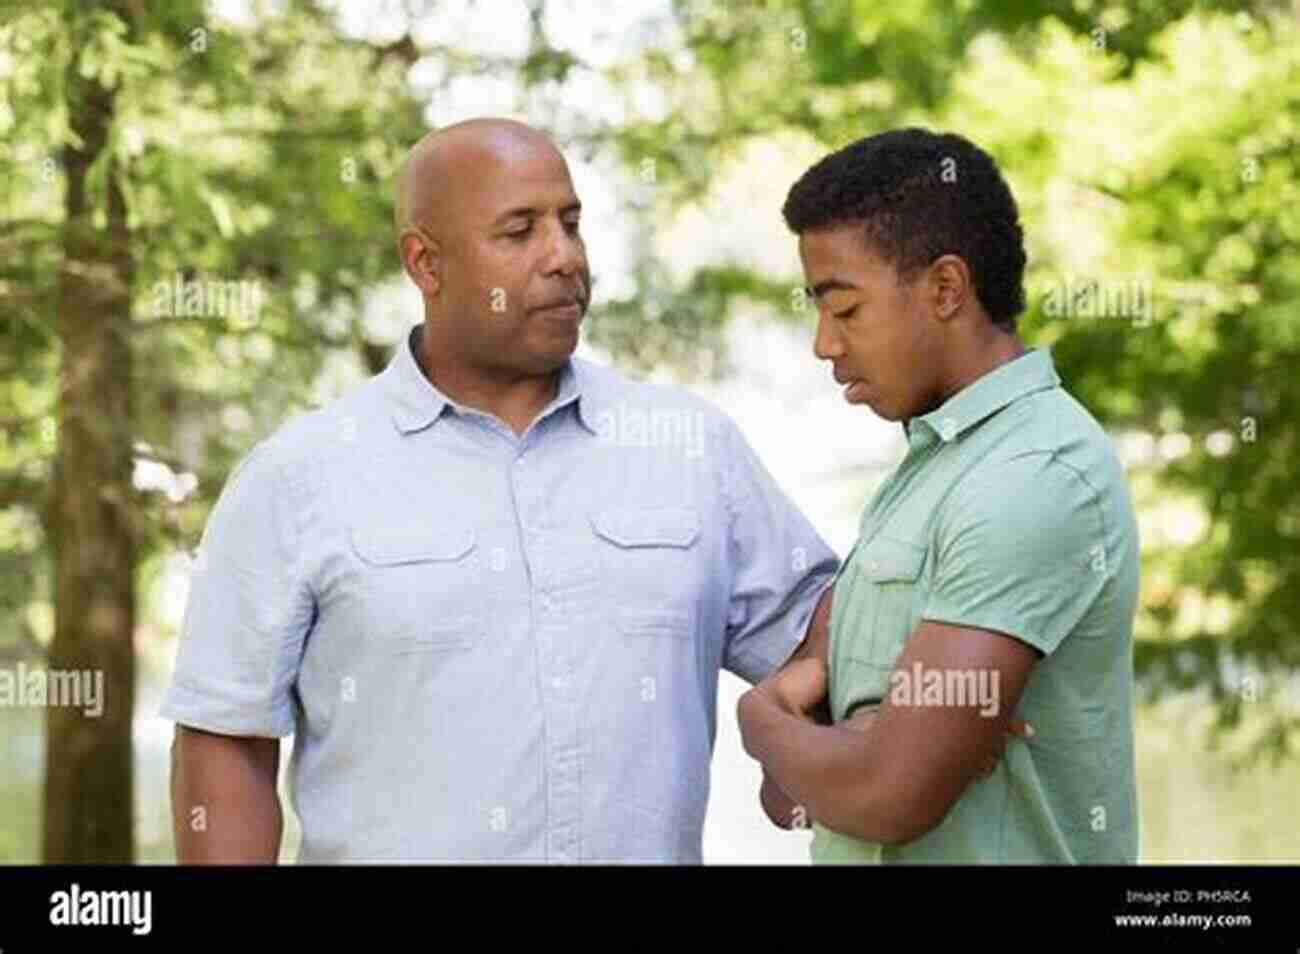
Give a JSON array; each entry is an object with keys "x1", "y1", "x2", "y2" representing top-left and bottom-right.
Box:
[{"x1": 0, "y1": 0, "x2": 427, "y2": 859}]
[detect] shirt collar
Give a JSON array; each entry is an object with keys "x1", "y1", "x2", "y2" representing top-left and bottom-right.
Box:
[
  {"x1": 907, "y1": 346, "x2": 1060, "y2": 448},
  {"x1": 382, "y1": 323, "x2": 607, "y2": 437}
]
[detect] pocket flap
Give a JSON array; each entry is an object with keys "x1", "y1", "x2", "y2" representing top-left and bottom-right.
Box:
[
  {"x1": 615, "y1": 607, "x2": 693, "y2": 638},
  {"x1": 857, "y1": 535, "x2": 926, "y2": 583},
  {"x1": 351, "y1": 524, "x2": 475, "y2": 565},
  {"x1": 592, "y1": 506, "x2": 701, "y2": 549}
]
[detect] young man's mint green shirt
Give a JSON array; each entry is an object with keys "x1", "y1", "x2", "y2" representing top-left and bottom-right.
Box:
[{"x1": 812, "y1": 347, "x2": 1140, "y2": 864}]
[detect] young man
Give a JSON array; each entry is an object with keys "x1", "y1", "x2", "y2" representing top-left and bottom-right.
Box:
[{"x1": 739, "y1": 128, "x2": 1140, "y2": 863}]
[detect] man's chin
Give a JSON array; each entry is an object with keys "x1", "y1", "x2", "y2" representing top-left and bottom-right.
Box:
[{"x1": 524, "y1": 336, "x2": 580, "y2": 375}]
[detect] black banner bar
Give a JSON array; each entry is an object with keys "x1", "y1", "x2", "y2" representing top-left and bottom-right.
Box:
[{"x1": 0, "y1": 864, "x2": 1294, "y2": 949}]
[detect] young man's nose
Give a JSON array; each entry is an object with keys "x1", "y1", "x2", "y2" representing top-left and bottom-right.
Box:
[{"x1": 813, "y1": 311, "x2": 845, "y2": 361}]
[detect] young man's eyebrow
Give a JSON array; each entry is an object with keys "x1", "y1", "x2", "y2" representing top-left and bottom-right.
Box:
[
  {"x1": 808, "y1": 278, "x2": 859, "y2": 299},
  {"x1": 490, "y1": 201, "x2": 582, "y2": 227}
]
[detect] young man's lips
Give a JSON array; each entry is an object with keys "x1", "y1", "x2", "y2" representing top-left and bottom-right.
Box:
[{"x1": 843, "y1": 380, "x2": 870, "y2": 402}]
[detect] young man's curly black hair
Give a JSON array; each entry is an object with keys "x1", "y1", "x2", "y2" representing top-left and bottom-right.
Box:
[{"x1": 782, "y1": 128, "x2": 1027, "y2": 331}]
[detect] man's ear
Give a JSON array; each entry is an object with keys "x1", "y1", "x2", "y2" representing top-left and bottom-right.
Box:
[
  {"x1": 399, "y1": 227, "x2": 441, "y2": 298},
  {"x1": 928, "y1": 254, "x2": 972, "y2": 321}
]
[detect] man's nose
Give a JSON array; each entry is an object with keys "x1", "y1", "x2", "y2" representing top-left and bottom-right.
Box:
[
  {"x1": 540, "y1": 220, "x2": 585, "y2": 277},
  {"x1": 813, "y1": 311, "x2": 844, "y2": 361}
]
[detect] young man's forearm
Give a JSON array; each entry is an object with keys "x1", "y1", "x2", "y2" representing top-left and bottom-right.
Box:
[
  {"x1": 170, "y1": 726, "x2": 283, "y2": 863},
  {"x1": 761, "y1": 705, "x2": 883, "y2": 829},
  {"x1": 739, "y1": 691, "x2": 918, "y2": 844},
  {"x1": 756, "y1": 693, "x2": 832, "y2": 830},
  {"x1": 754, "y1": 585, "x2": 835, "y2": 829}
]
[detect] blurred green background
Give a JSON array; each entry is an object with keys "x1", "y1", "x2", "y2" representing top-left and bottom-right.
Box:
[{"x1": 1, "y1": 0, "x2": 1297, "y2": 862}]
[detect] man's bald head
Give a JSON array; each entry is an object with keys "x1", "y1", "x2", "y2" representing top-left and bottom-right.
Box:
[
  {"x1": 393, "y1": 116, "x2": 590, "y2": 382},
  {"x1": 394, "y1": 118, "x2": 566, "y2": 243}
]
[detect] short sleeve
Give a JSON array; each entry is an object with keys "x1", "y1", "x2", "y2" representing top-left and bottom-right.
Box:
[
  {"x1": 922, "y1": 453, "x2": 1108, "y2": 656},
  {"x1": 159, "y1": 441, "x2": 316, "y2": 737},
  {"x1": 720, "y1": 417, "x2": 839, "y2": 684}
]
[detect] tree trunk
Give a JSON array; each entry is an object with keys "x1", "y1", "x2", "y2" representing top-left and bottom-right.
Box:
[{"x1": 44, "y1": 0, "x2": 138, "y2": 863}]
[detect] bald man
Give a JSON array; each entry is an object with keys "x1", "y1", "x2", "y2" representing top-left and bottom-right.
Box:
[{"x1": 163, "y1": 118, "x2": 839, "y2": 863}]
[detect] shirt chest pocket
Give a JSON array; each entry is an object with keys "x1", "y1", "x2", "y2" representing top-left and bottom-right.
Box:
[
  {"x1": 835, "y1": 535, "x2": 929, "y2": 710},
  {"x1": 349, "y1": 522, "x2": 487, "y2": 653},
  {"x1": 591, "y1": 506, "x2": 703, "y2": 621}
]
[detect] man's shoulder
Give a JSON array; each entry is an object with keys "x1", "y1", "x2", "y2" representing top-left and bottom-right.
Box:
[
  {"x1": 247, "y1": 374, "x2": 387, "y2": 472},
  {"x1": 573, "y1": 356, "x2": 740, "y2": 438}
]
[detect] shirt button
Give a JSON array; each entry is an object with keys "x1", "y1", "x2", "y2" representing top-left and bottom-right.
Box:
[{"x1": 869, "y1": 560, "x2": 880, "y2": 573}]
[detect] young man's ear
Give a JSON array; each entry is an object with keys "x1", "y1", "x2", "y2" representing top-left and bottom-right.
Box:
[
  {"x1": 928, "y1": 254, "x2": 972, "y2": 321},
  {"x1": 399, "y1": 225, "x2": 441, "y2": 298}
]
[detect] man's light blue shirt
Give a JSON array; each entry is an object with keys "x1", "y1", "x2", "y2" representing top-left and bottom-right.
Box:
[{"x1": 161, "y1": 325, "x2": 837, "y2": 863}]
